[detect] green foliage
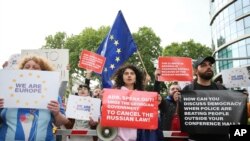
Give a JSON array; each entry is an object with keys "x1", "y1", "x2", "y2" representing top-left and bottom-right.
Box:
[
  {"x1": 162, "y1": 39, "x2": 213, "y2": 59},
  {"x1": 130, "y1": 27, "x2": 162, "y2": 90},
  {"x1": 42, "y1": 32, "x2": 67, "y2": 49}
]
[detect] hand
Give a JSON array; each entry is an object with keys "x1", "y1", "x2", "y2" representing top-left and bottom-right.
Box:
[
  {"x1": 47, "y1": 100, "x2": 60, "y2": 117},
  {"x1": 86, "y1": 70, "x2": 93, "y2": 79},
  {"x1": 0, "y1": 98, "x2": 4, "y2": 108},
  {"x1": 89, "y1": 117, "x2": 98, "y2": 126},
  {"x1": 158, "y1": 95, "x2": 162, "y2": 105},
  {"x1": 173, "y1": 92, "x2": 180, "y2": 102}
]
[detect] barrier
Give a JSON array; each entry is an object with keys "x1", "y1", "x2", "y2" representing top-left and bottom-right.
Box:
[{"x1": 54, "y1": 129, "x2": 189, "y2": 138}]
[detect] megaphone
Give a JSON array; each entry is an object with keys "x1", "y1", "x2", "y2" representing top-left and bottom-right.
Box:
[{"x1": 96, "y1": 124, "x2": 118, "y2": 141}]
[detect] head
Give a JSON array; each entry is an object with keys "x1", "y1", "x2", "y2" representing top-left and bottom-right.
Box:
[
  {"x1": 168, "y1": 82, "x2": 181, "y2": 97},
  {"x1": 193, "y1": 56, "x2": 215, "y2": 81},
  {"x1": 77, "y1": 84, "x2": 90, "y2": 97},
  {"x1": 18, "y1": 55, "x2": 54, "y2": 71},
  {"x1": 112, "y1": 64, "x2": 144, "y2": 90},
  {"x1": 93, "y1": 87, "x2": 101, "y2": 98}
]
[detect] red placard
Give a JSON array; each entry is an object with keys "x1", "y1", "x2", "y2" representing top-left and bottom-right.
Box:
[
  {"x1": 78, "y1": 50, "x2": 106, "y2": 74},
  {"x1": 158, "y1": 57, "x2": 193, "y2": 81},
  {"x1": 101, "y1": 89, "x2": 158, "y2": 129}
]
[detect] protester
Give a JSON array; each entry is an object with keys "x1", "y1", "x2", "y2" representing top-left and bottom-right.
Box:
[
  {"x1": 0, "y1": 54, "x2": 69, "y2": 141},
  {"x1": 64, "y1": 83, "x2": 97, "y2": 141},
  {"x1": 154, "y1": 69, "x2": 188, "y2": 141},
  {"x1": 109, "y1": 64, "x2": 144, "y2": 141},
  {"x1": 182, "y1": 56, "x2": 229, "y2": 141}
]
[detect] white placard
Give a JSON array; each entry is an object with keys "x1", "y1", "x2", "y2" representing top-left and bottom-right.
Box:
[
  {"x1": 4, "y1": 54, "x2": 21, "y2": 70},
  {"x1": 66, "y1": 95, "x2": 101, "y2": 122},
  {"x1": 221, "y1": 67, "x2": 250, "y2": 88},
  {"x1": 0, "y1": 70, "x2": 60, "y2": 109},
  {"x1": 21, "y1": 49, "x2": 69, "y2": 81}
]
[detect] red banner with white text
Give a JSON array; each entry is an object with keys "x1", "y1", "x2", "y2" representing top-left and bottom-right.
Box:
[{"x1": 101, "y1": 89, "x2": 158, "y2": 129}]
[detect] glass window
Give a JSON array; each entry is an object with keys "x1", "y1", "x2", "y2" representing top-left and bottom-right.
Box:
[
  {"x1": 235, "y1": 0, "x2": 243, "y2": 11},
  {"x1": 247, "y1": 44, "x2": 250, "y2": 56},
  {"x1": 230, "y1": 22, "x2": 237, "y2": 33},
  {"x1": 243, "y1": 0, "x2": 250, "y2": 7},
  {"x1": 228, "y1": 4, "x2": 235, "y2": 15},
  {"x1": 244, "y1": 16, "x2": 250, "y2": 28},
  {"x1": 243, "y1": 5, "x2": 250, "y2": 14},
  {"x1": 237, "y1": 20, "x2": 244, "y2": 31}
]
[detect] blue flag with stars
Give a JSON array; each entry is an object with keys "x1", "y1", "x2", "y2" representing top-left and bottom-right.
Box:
[{"x1": 96, "y1": 10, "x2": 137, "y2": 88}]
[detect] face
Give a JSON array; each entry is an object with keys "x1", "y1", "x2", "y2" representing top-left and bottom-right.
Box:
[
  {"x1": 196, "y1": 60, "x2": 214, "y2": 80},
  {"x1": 169, "y1": 84, "x2": 180, "y2": 96},
  {"x1": 78, "y1": 87, "x2": 89, "y2": 97},
  {"x1": 123, "y1": 68, "x2": 136, "y2": 86},
  {"x1": 23, "y1": 60, "x2": 41, "y2": 70},
  {"x1": 93, "y1": 88, "x2": 101, "y2": 98}
]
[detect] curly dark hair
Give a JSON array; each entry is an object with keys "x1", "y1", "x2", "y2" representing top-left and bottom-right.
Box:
[{"x1": 112, "y1": 64, "x2": 145, "y2": 90}]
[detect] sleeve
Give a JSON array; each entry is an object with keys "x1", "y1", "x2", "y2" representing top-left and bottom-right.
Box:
[
  {"x1": 58, "y1": 96, "x2": 65, "y2": 115},
  {"x1": 85, "y1": 78, "x2": 90, "y2": 86}
]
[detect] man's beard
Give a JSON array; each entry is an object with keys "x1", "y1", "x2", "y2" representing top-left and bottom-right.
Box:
[{"x1": 198, "y1": 70, "x2": 214, "y2": 80}]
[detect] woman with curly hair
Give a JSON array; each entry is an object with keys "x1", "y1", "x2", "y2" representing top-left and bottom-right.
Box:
[
  {"x1": 0, "y1": 54, "x2": 69, "y2": 141},
  {"x1": 110, "y1": 64, "x2": 145, "y2": 141}
]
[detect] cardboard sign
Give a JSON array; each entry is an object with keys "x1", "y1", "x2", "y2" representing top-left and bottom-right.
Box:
[
  {"x1": 221, "y1": 67, "x2": 250, "y2": 88},
  {"x1": 101, "y1": 89, "x2": 158, "y2": 129},
  {"x1": 179, "y1": 90, "x2": 248, "y2": 134},
  {"x1": 66, "y1": 95, "x2": 101, "y2": 122},
  {"x1": 0, "y1": 70, "x2": 60, "y2": 109},
  {"x1": 158, "y1": 57, "x2": 193, "y2": 81},
  {"x1": 21, "y1": 49, "x2": 69, "y2": 81},
  {"x1": 4, "y1": 54, "x2": 21, "y2": 70},
  {"x1": 78, "y1": 50, "x2": 106, "y2": 74}
]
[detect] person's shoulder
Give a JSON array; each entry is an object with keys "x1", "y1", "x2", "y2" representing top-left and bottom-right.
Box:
[{"x1": 182, "y1": 83, "x2": 194, "y2": 91}]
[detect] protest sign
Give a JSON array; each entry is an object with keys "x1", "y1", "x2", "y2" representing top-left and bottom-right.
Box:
[
  {"x1": 222, "y1": 67, "x2": 250, "y2": 88},
  {"x1": 78, "y1": 50, "x2": 106, "y2": 74},
  {"x1": 66, "y1": 95, "x2": 101, "y2": 122},
  {"x1": 0, "y1": 70, "x2": 60, "y2": 109},
  {"x1": 21, "y1": 49, "x2": 69, "y2": 81},
  {"x1": 179, "y1": 90, "x2": 248, "y2": 134},
  {"x1": 158, "y1": 57, "x2": 193, "y2": 81},
  {"x1": 101, "y1": 89, "x2": 158, "y2": 129}
]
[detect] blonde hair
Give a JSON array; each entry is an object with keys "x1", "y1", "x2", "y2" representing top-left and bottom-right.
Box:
[{"x1": 18, "y1": 54, "x2": 55, "y2": 71}]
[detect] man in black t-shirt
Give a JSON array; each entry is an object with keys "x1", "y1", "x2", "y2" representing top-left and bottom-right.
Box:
[{"x1": 182, "y1": 56, "x2": 229, "y2": 141}]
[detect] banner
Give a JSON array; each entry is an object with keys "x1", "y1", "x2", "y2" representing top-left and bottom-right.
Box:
[
  {"x1": 78, "y1": 50, "x2": 106, "y2": 74},
  {"x1": 179, "y1": 90, "x2": 248, "y2": 134},
  {"x1": 158, "y1": 57, "x2": 193, "y2": 81},
  {"x1": 0, "y1": 70, "x2": 60, "y2": 109},
  {"x1": 101, "y1": 89, "x2": 158, "y2": 129},
  {"x1": 66, "y1": 95, "x2": 101, "y2": 122},
  {"x1": 21, "y1": 49, "x2": 69, "y2": 81},
  {"x1": 221, "y1": 67, "x2": 250, "y2": 88}
]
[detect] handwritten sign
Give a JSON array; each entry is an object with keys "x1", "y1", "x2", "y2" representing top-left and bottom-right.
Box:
[
  {"x1": 78, "y1": 50, "x2": 106, "y2": 74},
  {"x1": 158, "y1": 57, "x2": 193, "y2": 81},
  {"x1": 66, "y1": 95, "x2": 101, "y2": 122},
  {"x1": 180, "y1": 90, "x2": 248, "y2": 134},
  {"x1": 0, "y1": 70, "x2": 60, "y2": 109},
  {"x1": 21, "y1": 49, "x2": 69, "y2": 81},
  {"x1": 101, "y1": 89, "x2": 158, "y2": 129}
]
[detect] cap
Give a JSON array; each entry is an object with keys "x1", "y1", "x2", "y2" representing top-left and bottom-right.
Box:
[{"x1": 193, "y1": 56, "x2": 215, "y2": 68}]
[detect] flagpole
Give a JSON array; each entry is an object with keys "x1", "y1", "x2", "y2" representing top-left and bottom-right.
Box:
[{"x1": 136, "y1": 50, "x2": 148, "y2": 75}]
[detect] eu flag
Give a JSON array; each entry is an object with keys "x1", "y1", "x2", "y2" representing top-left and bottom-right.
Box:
[{"x1": 96, "y1": 10, "x2": 137, "y2": 88}]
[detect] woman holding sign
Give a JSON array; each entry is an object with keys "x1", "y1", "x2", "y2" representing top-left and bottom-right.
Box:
[
  {"x1": 0, "y1": 55, "x2": 69, "y2": 141},
  {"x1": 110, "y1": 64, "x2": 163, "y2": 141}
]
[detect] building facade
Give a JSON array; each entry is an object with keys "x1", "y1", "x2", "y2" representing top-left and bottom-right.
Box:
[{"x1": 210, "y1": 0, "x2": 250, "y2": 82}]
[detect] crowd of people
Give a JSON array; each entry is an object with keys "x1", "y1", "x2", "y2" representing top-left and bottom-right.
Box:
[{"x1": 0, "y1": 54, "x2": 250, "y2": 141}]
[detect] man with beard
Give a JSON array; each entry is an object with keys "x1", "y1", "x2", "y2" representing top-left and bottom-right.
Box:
[{"x1": 182, "y1": 56, "x2": 228, "y2": 141}]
